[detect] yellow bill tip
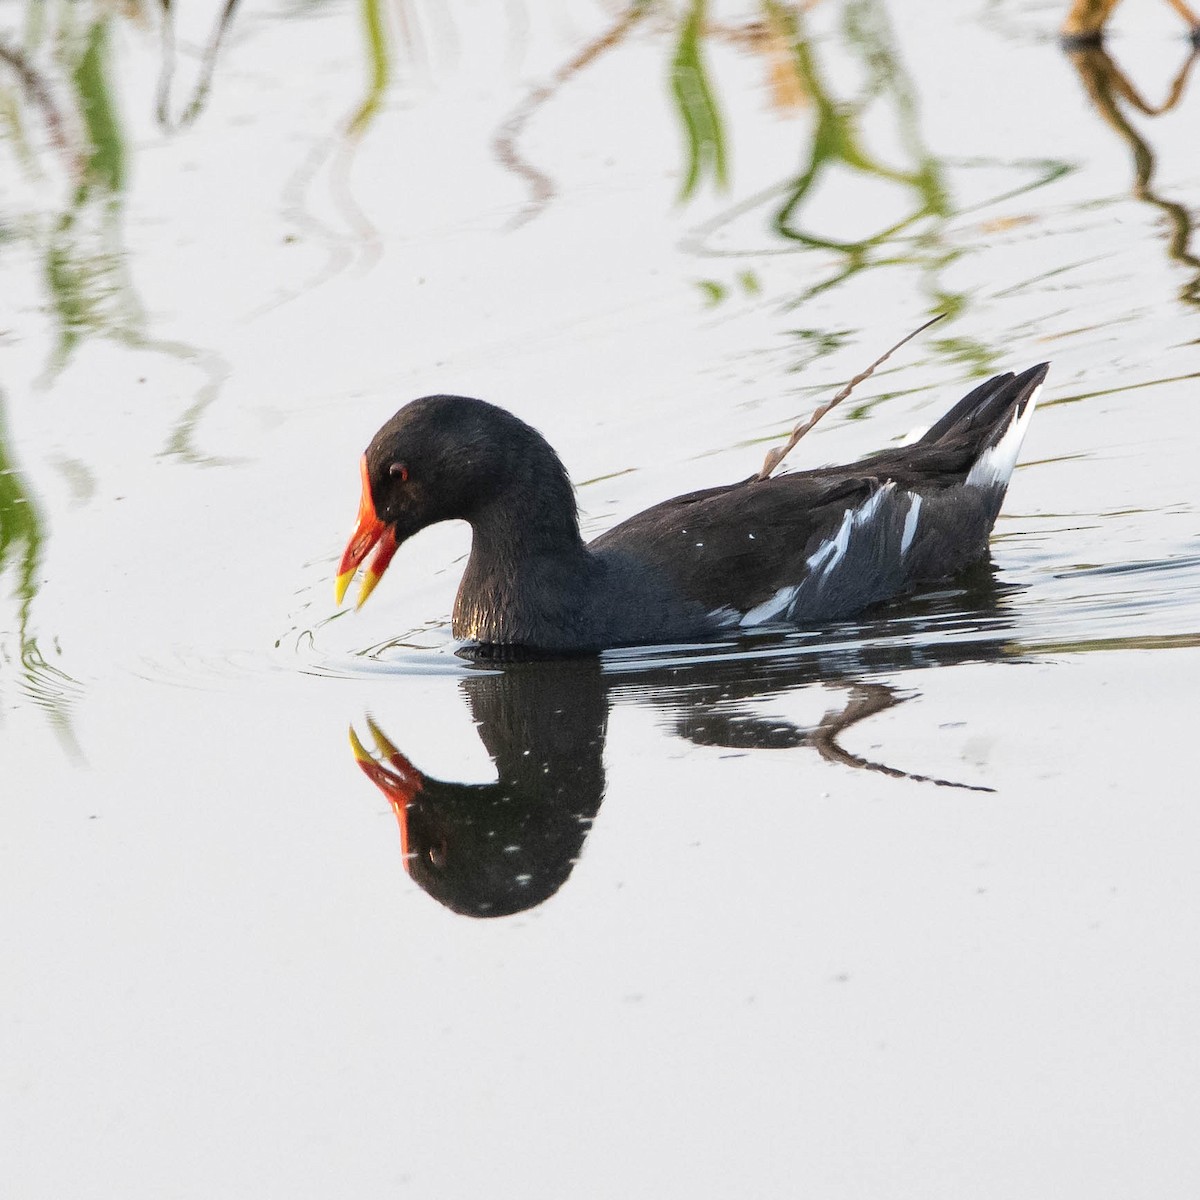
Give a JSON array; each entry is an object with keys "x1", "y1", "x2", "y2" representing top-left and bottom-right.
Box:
[
  {"x1": 357, "y1": 568, "x2": 383, "y2": 609},
  {"x1": 335, "y1": 569, "x2": 355, "y2": 606}
]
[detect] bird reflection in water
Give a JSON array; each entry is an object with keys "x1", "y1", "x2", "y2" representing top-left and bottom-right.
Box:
[
  {"x1": 348, "y1": 565, "x2": 1019, "y2": 920},
  {"x1": 351, "y1": 658, "x2": 608, "y2": 920}
]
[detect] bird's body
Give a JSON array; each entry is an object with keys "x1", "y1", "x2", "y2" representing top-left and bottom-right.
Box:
[{"x1": 336, "y1": 364, "x2": 1047, "y2": 654}]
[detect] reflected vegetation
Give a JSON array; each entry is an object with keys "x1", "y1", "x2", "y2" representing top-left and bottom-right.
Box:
[
  {"x1": 675, "y1": 2, "x2": 1072, "y2": 378},
  {"x1": 751, "y1": 3, "x2": 951, "y2": 255},
  {"x1": 4, "y1": 0, "x2": 1195, "y2": 376},
  {"x1": 1, "y1": 0, "x2": 237, "y2": 739},
  {"x1": 0, "y1": 389, "x2": 82, "y2": 754},
  {"x1": 1060, "y1": 0, "x2": 1200, "y2": 43},
  {"x1": 1, "y1": 0, "x2": 1191, "y2": 402},
  {"x1": 2, "y1": 13, "x2": 133, "y2": 375},
  {"x1": 494, "y1": 3, "x2": 649, "y2": 227},
  {"x1": 0, "y1": 6, "x2": 230, "y2": 433},
  {"x1": 489, "y1": 0, "x2": 1076, "y2": 342},
  {"x1": 348, "y1": 566, "x2": 1014, "y2": 919},
  {"x1": 156, "y1": 0, "x2": 243, "y2": 131},
  {"x1": 1064, "y1": 40, "x2": 1200, "y2": 305}
]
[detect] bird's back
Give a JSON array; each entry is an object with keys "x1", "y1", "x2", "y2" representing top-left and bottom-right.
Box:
[{"x1": 590, "y1": 364, "x2": 1047, "y2": 631}]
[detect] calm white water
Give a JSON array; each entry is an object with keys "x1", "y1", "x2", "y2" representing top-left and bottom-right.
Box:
[{"x1": 3, "y1": 1, "x2": 1200, "y2": 1196}]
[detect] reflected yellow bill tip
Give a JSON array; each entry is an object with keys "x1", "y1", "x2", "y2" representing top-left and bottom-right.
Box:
[
  {"x1": 366, "y1": 715, "x2": 400, "y2": 759},
  {"x1": 357, "y1": 569, "x2": 383, "y2": 609},
  {"x1": 348, "y1": 726, "x2": 371, "y2": 763},
  {"x1": 335, "y1": 569, "x2": 355, "y2": 606}
]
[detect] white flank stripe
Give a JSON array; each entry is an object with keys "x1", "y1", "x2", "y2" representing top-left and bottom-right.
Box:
[
  {"x1": 738, "y1": 585, "x2": 800, "y2": 626},
  {"x1": 708, "y1": 605, "x2": 741, "y2": 628},
  {"x1": 900, "y1": 493, "x2": 922, "y2": 557},
  {"x1": 807, "y1": 508, "x2": 854, "y2": 577},
  {"x1": 965, "y1": 383, "x2": 1042, "y2": 490},
  {"x1": 736, "y1": 484, "x2": 896, "y2": 628},
  {"x1": 854, "y1": 482, "x2": 892, "y2": 526}
]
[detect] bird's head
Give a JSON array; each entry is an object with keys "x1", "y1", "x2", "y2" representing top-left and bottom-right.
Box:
[{"x1": 335, "y1": 395, "x2": 517, "y2": 608}]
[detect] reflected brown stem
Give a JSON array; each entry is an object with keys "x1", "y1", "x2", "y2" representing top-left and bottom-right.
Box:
[
  {"x1": 244, "y1": 134, "x2": 357, "y2": 320},
  {"x1": 243, "y1": 130, "x2": 383, "y2": 321},
  {"x1": 0, "y1": 38, "x2": 88, "y2": 185},
  {"x1": 709, "y1": 4, "x2": 813, "y2": 115},
  {"x1": 1066, "y1": 43, "x2": 1200, "y2": 305},
  {"x1": 492, "y1": 4, "x2": 646, "y2": 230},
  {"x1": 811, "y1": 683, "x2": 995, "y2": 793},
  {"x1": 1062, "y1": 0, "x2": 1200, "y2": 40},
  {"x1": 1168, "y1": 0, "x2": 1200, "y2": 27},
  {"x1": 329, "y1": 137, "x2": 384, "y2": 278},
  {"x1": 1070, "y1": 41, "x2": 1197, "y2": 118},
  {"x1": 155, "y1": 0, "x2": 242, "y2": 131}
]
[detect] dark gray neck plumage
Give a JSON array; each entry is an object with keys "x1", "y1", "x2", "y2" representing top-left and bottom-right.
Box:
[{"x1": 451, "y1": 445, "x2": 599, "y2": 649}]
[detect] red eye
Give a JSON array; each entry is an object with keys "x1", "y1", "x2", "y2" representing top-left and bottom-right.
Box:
[{"x1": 389, "y1": 462, "x2": 409, "y2": 482}]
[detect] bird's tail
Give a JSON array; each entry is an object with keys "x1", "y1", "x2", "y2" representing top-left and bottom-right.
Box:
[{"x1": 921, "y1": 362, "x2": 1048, "y2": 493}]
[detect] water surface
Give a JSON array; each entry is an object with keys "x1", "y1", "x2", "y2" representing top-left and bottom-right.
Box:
[{"x1": 3, "y1": 2, "x2": 1200, "y2": 1196}]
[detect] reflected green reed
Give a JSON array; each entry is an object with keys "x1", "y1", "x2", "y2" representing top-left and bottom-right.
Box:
[
  {"x1": 0, "y1": 394, "x2": 42, "y2": 642},
  {"x1": 72, "y1": 18, "x2": 124, "y2": 191},
  {"x1": 3, "y1": 8, "x2": 137, "y2": 376},
  {"x1": 0, "y1": 390, "x2": 81, "y2": 755},
  {"x1": 671, "y1": 0, "x2": 729, "y2": 199},
  {"x1": 768, "y1": 1, "x2": 950, "y2": 253},
  {"x1": 348, "y1": 0, "x2": 390, "y2": 137},
  {"x1": 476, "y1": 0, "x2": 1074, "y2": 386},
  {"x1": 679, "y1": 1, "x2": 1072, "y2": 382},
  {"x1": 2, "y1": 4, "x2": 233, "y2": 408},
  {"x1": 2, "y1": 3, "x2": 236, "y2": 450}
]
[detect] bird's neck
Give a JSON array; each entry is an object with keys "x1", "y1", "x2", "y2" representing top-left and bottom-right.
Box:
[{"x1": 452, "y1": 451, "x2": 598, "y2": 648}]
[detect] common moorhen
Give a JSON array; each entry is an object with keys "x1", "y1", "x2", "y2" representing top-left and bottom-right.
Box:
[{"x1": 336, "y1": 363, "x2": 1048, "y2": 653}]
